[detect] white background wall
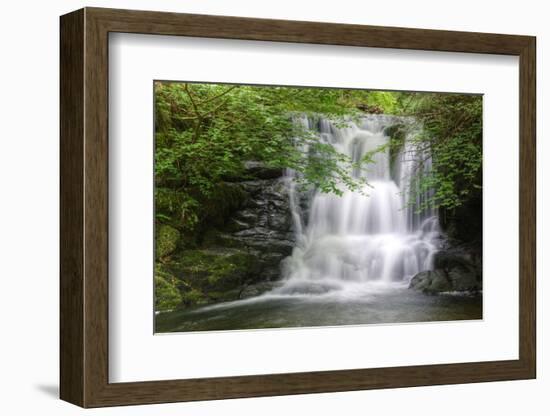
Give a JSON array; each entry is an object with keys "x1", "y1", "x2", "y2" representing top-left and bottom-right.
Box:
[{"x1": 0, "y1": 0, "x2": 546, "y2": 414}]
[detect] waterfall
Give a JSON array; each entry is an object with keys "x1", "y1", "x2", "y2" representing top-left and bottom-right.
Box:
[{"x1": 278, "y1": 114, "x2": 442, "y2": 295}]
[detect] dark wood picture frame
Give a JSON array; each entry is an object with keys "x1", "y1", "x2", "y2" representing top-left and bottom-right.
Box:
[{"x1": 60, "y1": 7, "x2": 536, "y2": 408}]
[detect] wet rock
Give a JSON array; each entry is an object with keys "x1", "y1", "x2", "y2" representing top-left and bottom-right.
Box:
[
  {"x1": 258, "y1": 252, "x2": 288, "y2": 280},
  {"x1": 168, "y1": 161, "x2": 298, "y2": 305},
  {"x1": 448, "y1": 267, "x2": 480, "y2": 292},
  {"x1": 239, "y1": 281, "x2": 281, "y2": 299},
  {"x1": 224, "y1": 218, "x2": 251, "y2": 233},
  {"x1": 434, "y1": 248, "x2": 478, "y2": 271},
  {"x1": 434, "y1": 248, "x2": 482, "y2": 292},
  {"x1": 243, "y1": 161, "x2": 284, "y2": 179},
  {"x1": 215, "y1": 175, "x2": 295, "y2": 278},
  {"x1": 410, "y1": 248, "x2": 482, "y2": 294},
  {"x1": 409, "y1": 270, "x2": 452, "y2": 293}
]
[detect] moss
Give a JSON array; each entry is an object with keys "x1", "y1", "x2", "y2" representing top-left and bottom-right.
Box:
[
  {"x1": 156, "y1": 248, "x2": 257, "y2": 309},
  {"x1": 156, "y1": 224, "x2": 180, "y2": 258},
  {"x1": 174, "y1": 248, "x2": 259, "y2": 294},
  {"x1": 179, "y1": 288, "x2": 206, "y2": 306},
  {"x1": 154, "y1": 269, "x2": 182, "y2": 311}
]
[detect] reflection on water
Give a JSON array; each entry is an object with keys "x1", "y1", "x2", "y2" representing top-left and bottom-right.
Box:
[{"x1": 156, "y1": 283, "x2": 482, "y2": 333}]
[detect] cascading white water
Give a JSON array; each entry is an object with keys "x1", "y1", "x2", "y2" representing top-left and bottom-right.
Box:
[{"x1": 278, "y1": 114, "x2": 442, "y2": 295}]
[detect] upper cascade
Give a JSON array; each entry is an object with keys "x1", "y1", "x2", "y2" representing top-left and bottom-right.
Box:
[{"x1": 279, "y1": 114, "x2": 443, "y2": 291}]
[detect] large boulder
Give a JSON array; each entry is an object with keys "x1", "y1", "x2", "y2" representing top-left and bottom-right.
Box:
[
  {"x1": 409, "y1": 248, "x2": 482, "y2": 294},
  {"x1": 156, "y1": 224, "x2": 180, "y2": 259},
  {"x1": 434, "y1": 247, "x2": 482, "y2": 291},
  {"x1": 409, "y1": 270, "x2": 453, "y2": 294}
]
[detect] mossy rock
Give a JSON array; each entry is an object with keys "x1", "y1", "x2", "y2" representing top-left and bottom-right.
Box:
[
  {"x1": 179, "y1": 288, "x2": 207, "y2": 307},
  {"x1": 173, "y1": 248, "x2": 260, "y2": 294},
  {"x1": 156, "y1": 224, "x2": 180, "y2": 259},
  {"x1": 154, "y1": 268, "x2": 182, "y2": 311}
]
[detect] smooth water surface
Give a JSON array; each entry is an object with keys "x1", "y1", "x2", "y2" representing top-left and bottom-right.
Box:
[{"x1": 156, "y1": 283, "x2": 482, "y2": 333}]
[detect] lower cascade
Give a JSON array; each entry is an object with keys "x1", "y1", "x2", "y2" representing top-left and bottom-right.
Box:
[{"x1": 276, "y1": 115, "x2": 443, "y2": 296}]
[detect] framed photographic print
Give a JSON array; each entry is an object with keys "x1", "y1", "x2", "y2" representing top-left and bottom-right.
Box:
[{"x1": 60, "y1": 7, "x2": 536, "y2": 408}]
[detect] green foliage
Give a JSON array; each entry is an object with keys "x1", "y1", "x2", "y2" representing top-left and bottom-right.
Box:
[
  {"x1": 359, "y1": 92, "x2": 482, "y2": 211},
  {"x1": 365, "y1": 91, "x2": 398, "y2": 113},
  {"x1": 154, "y1": 81, "x2": 482, "y2": 226},
  {"x1": 401, "y1": 93, "x2": 482, "y2": 211},
  {"x1": 154, "y1": 82, "x2": 377, "y2": 230}
]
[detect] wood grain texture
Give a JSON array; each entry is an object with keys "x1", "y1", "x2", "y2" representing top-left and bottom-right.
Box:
[
  {"x1": 518, "y1": 38, "x2": 537, "y2": 376},
  {"x1": 89, "y1": 7, "x2": 532, "y2": 55},
  {"x1": 59, "y1": 8, "x2": 85, "y2": 407},
  {"x1": 59, "y1": 7, "x2": 537, "y2": 408},
  {"x1": 83, "y1": 10, "x2": 110, "y2": 406}
]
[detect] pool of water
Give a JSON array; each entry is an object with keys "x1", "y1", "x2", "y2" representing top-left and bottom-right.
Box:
[{"x1": 155, "y1": 283, "x2": 482, "y2": 333}]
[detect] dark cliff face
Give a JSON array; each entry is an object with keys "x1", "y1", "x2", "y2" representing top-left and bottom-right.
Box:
[
  {"x1": 156, "y1": 163, "x2": 296, "y2": 310},
  {"x1": 409, "y1": 189, "x2": 483, "y2": 295},
  {"x1": 214, "y1": 175, "x2": 296, "y2": 281},
  {"x1": 439, "y1": 189, "x2": 482, "y2": 247}
]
